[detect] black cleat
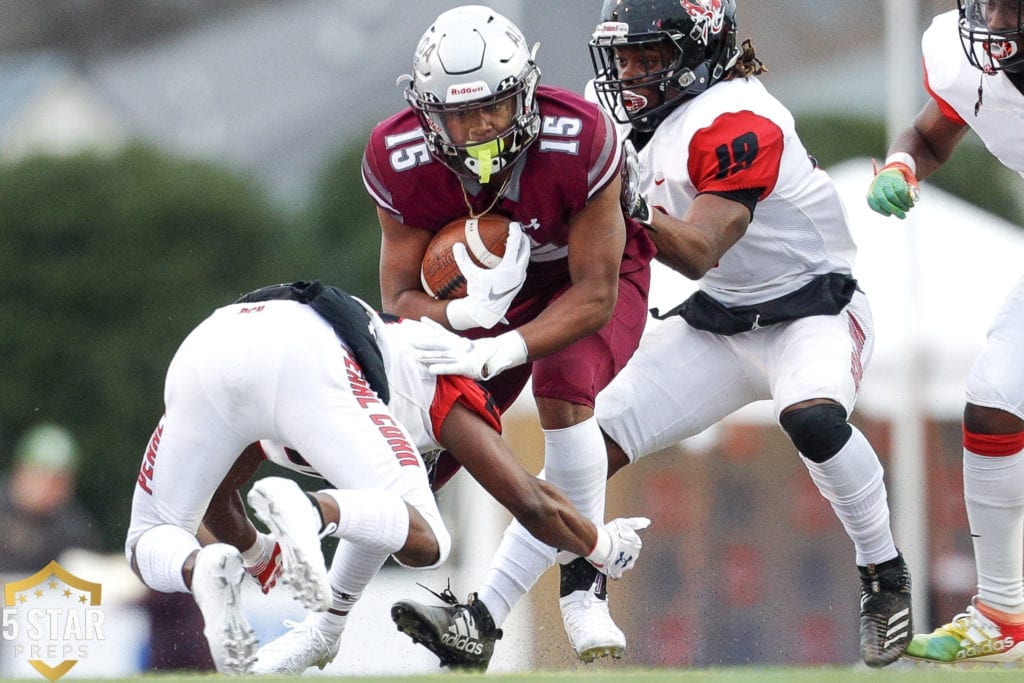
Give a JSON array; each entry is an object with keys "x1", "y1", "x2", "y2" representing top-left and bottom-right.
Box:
[
  {"x1": 859, "y1": 551, "x2": 912, "y2": 667},
  {"x1": 391, "y1": 584, "x2": 502, "y2": 671}
]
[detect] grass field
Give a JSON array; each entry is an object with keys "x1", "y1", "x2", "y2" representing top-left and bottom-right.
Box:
[{"x1": 9, "y1": 663, "x2": 1024, "y2": 683}]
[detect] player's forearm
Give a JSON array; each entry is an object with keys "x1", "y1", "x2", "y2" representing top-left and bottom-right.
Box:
[
  {"x1": 510, "y1": 479, "x2": 597, "y2": 557},
  {"x1": 516, "y1": 281, "x2": 616, "y2": 358}
]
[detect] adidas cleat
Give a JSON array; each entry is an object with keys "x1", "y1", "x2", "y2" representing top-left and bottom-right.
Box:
[
  {"x1": 391, "y1": 586, "x2": 501, "y2": 671},
  {"x1": 859, "y1": 551, "x2": 912, "y2": 667},
  {"x1": 905, "y1": 598, "x2": 1024, "y2": 663}
]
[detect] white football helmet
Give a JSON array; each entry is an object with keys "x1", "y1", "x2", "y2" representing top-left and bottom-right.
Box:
[{"x1": 402, "y1": 5, "x2": 541, "y2": 184}]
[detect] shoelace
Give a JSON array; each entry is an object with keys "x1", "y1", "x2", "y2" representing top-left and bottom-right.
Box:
[
  {"x1": 941, "y1": 606, "x2": 1003, "y2": 645},
  {"x1": 417, "y1": 579, "x2": 460, "y2": 606},
  {"x1": 264, "y1": 619, "x2": 333, "y2": 655}
]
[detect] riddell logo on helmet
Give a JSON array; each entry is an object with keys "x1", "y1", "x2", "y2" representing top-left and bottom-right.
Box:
[{"x1": 448, "y1": 84, "x2": 486, "y2": 97}]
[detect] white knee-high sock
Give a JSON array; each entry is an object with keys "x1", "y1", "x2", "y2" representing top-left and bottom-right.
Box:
[
  {"x1": 477, "y1": 521, "x2": 557, "y2": 628},
  {"x1": 320, "y1": 489, "x2": 409, "y2": 554},
  {"x1": 476, "y1": 416, "x2": 609, "y2": 626},
  {"x1": 313, "y1": 539, "x2": 390, "y2": 637},
  {"x1": 964, "y1": 448, "x2": 1024, "y2": 613},
  {"x1": 541, "y1": 416, "x2": 608, "y2": 524},
  {"x1": 133, "y1": 524, "x2": 199, "y2": 593},
  {"x1": 801, "y1": 427, "x2": 897, "y2": 566}
]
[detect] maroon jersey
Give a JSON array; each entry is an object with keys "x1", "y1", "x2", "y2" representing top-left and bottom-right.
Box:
[
  {"x1": 362, "y1": 85, "x2": 655, "y2": 314},
  {"x1": 363, "y1": 85, "x2": 655, "y2": 411}
]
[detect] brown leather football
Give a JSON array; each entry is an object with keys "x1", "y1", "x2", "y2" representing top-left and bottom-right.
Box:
[{"x1": 420, "y1": 214, "x2": 511, "y2": 300}]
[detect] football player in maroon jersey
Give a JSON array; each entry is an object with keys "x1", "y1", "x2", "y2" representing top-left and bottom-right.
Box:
[{"x1": 361, "y1": 4, "x2": 656, "y2": 670}]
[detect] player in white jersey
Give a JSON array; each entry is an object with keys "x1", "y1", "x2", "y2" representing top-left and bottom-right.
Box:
[
  {"x1": 125, "y1": 281, "x2": 451, "y2": 674},
  {"x1": 867, "y1": 0, "x2": 1024, "y2": 664},
  {"x1": 582, "y1": 0, "x2": 911, "y2": 667},
  {"x1": 126, "y1": 280, "x2": 648, "y2": 674}
]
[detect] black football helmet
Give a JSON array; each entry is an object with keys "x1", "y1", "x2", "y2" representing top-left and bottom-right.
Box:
[
  {"x1": 958, "y1": 0, "x2": 1024, "y2": 73},
  {"x1": 589, "y1": 0, "x2": 739, "y2": 132}
]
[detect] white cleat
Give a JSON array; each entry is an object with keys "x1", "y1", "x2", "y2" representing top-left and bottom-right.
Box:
[
  {"x1": 251, "y1": 614, "x2": 341, "y2": 674},
  {"x1": 192, "y1": 543, "x2": 258, "y2": 675},
  {"x1": 560, "y1": 587, "x2": 626, "y2": 663},
  {"x1": 247, "y1": 477, "x2": 332, "y2": 611}
]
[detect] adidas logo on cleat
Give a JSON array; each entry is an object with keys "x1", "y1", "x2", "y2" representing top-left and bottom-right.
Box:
[
  {"x1": 440, "y1": 632, "x2": 485, "y2": 656},
  {"x1": 956, "y1": 636, "x2": 1016, "y2": 660}
]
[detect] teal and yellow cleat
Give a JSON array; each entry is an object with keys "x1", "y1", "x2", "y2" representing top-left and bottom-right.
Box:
[{"x1": 905, "y1": 600, "x2": 1024, "y2": 663}]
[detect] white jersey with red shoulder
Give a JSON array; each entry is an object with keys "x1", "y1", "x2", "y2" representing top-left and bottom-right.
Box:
[
  {"x1": 362, "y1": 85, "x2": 653, "y2": 300},
  {"x1": 923, "y1": 10, "x2": 1024, "y2": 177},
  {"x1": 635, "y1": 76, "x2": 856, "y2": 307},
  {"x1": 260, "y1": 315, "x2": 499, "y2": 478}
]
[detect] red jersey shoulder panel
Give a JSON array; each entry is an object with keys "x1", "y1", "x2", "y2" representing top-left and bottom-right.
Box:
[{"x1": 686, "y1": 110, "x2": 784, "y2": 200}]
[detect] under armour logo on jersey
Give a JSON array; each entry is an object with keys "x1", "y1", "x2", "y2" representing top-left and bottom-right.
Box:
[{"x1": 521, "y1": 218, "x2": 541, "y2": 231}]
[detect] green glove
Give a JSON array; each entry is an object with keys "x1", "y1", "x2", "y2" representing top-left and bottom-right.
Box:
[{"x1": 867, "y1": 161, "x2": 920, "y2": 220}]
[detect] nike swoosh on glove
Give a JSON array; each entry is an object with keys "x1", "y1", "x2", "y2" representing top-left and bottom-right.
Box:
[{"x1": 446, "y1": 221, "x2": 531, "y2": 330}]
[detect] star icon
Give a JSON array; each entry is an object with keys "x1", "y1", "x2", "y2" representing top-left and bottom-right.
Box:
[
  {"x1": 63, "y1": 589, "x2": 72, "y2": 598},
  {"x1": 78, "y1": 595, "x2": 87, "y2": 604},
  {"x1": 34, "y1": 589, "x2": 43, "y2": 598}
]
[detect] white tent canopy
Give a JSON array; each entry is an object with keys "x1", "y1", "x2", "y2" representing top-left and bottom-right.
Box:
[{"x1": 833, "y1": 158, "x2": 1024, "y2": 419}]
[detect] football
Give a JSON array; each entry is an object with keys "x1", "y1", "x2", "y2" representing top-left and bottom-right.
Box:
[{"x1": 420, "y1": 214, "x2": 512, "y2": 300}]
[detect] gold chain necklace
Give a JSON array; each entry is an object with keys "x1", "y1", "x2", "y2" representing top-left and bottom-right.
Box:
[{"x1": 459, "y1": 174, "x2": 512, "y2": 219}]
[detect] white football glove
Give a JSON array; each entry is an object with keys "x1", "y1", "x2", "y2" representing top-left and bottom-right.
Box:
[
  {"x1": 446, "y1": 221, "x2": 531, "y2": 331},
  {"x1": 411, "y1": 317, "x2": 528, "y2": 381},
  {"x1": 585, "y1": 516, "x2": 651, "y2": 580}
]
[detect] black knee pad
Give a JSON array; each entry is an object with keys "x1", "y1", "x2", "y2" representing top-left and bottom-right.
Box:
[{"x1": 779, "y1": 403, "x2": 852, "y2": 463}]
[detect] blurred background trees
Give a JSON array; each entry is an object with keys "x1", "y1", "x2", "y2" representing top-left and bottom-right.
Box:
[{"x1": 0, "y1": 144, "x2": 300, "y2": 545}]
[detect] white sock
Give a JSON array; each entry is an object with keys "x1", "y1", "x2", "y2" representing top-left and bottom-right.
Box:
[
  {"x1": 240, "y1": 531, "x2": 274, "y2": 571},
  {"x1": 313, "y1": 539, "x2": 390, "y2": 636},
  {"x1": 965, "y1": 448, "x2": 1024, "y2": 613},
  {"x1": 309, "y1": 610, "x2": 348, "y2": 639},
  {"x1": 477, "y1": 521, "x2": 557, "y2": 628},
  {"x1": 801, "y1": 427, "x2": 897, "y2": 566},
  {"x1": 542, "y1": 416, "x2": 608, "y2": 524},
  {"x1": 477, "y1": 417, "x2": 608, "y2": 626},
  {"x1": 320, "y1": 489, "x2": 409, "y2": 554}
]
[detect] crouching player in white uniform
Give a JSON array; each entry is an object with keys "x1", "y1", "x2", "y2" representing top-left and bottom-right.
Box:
[
  {"x1": 582, "y1": 0, "x2": 911, "y2": 667},
  {"x1": 867, "y1": 0, "x2": 1024, "y2": 663},
  {"x1": 125, "y1": 281, "x2": 452, "y2": 674},
  {"x1": 128, "y1": 280, "x2": 649, "y2": 674}
]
